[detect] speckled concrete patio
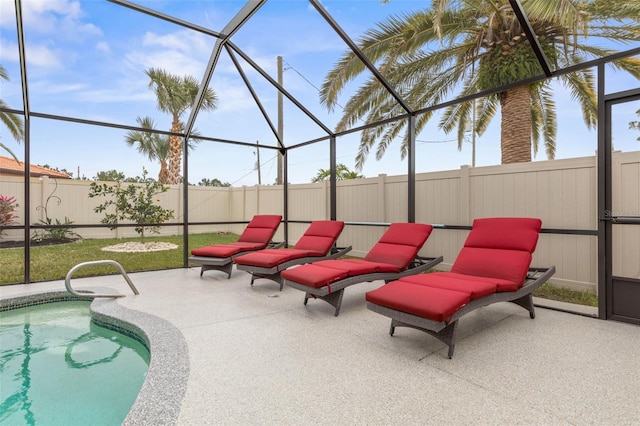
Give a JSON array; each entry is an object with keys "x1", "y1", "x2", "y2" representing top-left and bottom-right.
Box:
[{"x1": 2, "y1": 267, "x2": 639, "y2": 425}]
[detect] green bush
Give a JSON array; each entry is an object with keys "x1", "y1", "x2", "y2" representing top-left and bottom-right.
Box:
[{"x1": 89, "y1": 168, "x2": 174, "y2": 242}]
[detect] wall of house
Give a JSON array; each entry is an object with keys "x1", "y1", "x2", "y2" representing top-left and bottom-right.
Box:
[{"x1": 2, "y1": 152, "x2": 627, "y2": 294}]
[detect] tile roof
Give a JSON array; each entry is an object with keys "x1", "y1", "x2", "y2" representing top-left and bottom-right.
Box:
[{"x1": 0, "y1": 155, "x2": 71, "y2": 179}]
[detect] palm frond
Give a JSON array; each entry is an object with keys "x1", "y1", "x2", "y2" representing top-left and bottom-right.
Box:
[{"x1": 0, "y1": 99, "x2": 25, "y2": 142}]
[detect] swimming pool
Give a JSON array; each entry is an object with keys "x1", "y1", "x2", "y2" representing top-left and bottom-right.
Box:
[{"x1": 0, "y1": 300, "x2": 149, "y2": 426}]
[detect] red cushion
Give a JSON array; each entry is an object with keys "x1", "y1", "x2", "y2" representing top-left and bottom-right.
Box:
[
  {"x1": 191, "y1": 215, "x2": 281, "y2": 257},
  {"x1": 463, "y1": 217, "x2": 541, "y2": 252},
  {"x1": 282, "y1": 258, "x2": 401, "y2": 289},
  {"x1": 366, "y1": 281, "x2": 470, "y2": 323},
  {"x1": 313, "y1": 259, "x2": 380, "y2": 275},
  {"x1": 245, "y1": 214, "x2": 282, "y2": 229},
  {"x1": 239, "y1": 228, "x2": 278, "y2": 244},
  {"x1": 363, "y1": 223, "x2": 433, "y2": 269},
  {"x1": 191, "y1": 242, "x2": 264, "y2": 257},
  {"x1": 340, "y1": 259, "x2": 400, "y2": 273},
  {"x1": 238, "y1": 215, "x2": 282, "y2": 244},
  {"x1": 234, "y1": 249, "x2": 312, "y2": 268},
  {"x1": 293, "y1": 236, "x2": 336, "y2": 254},
  {"x1": 422, "y1": 272, "x2": 517, "y2": 293},
  {"x1": 293, "y1": 221, "x2": 345, "y2": 254},
  {"x1": 451, "y1": 248, "x2": 531, "y2": 289},
  {"x1": 281, "y1": 264, "x2": 350, "y2": 288},
  {"x1": 364, "y1": 243, "x2": 420, "y2": 270},
  {"x1": 377, "y1": 223, "x2": 433, "y2": 247},
  {"x1": 398, "y1": 273, "x2": 497, "y2": 299}
]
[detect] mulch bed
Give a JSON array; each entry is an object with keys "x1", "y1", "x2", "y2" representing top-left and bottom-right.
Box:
[{"x1": 0, "y1": 238, "x2": 77, "y2": 249}]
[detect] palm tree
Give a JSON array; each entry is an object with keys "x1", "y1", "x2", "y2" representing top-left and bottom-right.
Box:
[
  {"x1": 145, "y1": 68, "x2": 218, "y2": 184},
  {"x1": 320, "y1": 0, "x2": 640, "y2": 170},
  {"x1": 630, "y1": 107, "x2": 640, "y2": 142},
  {"x1": 0, "y1": 64, "x2": 24, "y2": 162},
  {"x1": 125, "y1": 116, "x2": 203, "y2": 184},
  {"x1": 312, "y1": 163, "x2": 365, "y2": 182},
  {"x1": 125, "y1": 117, "x2": 171, "y2": 183}
]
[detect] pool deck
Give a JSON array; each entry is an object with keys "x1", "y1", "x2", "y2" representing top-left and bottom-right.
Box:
[{"x1": 2, "y1": 267, "x2": 639, "y2": 425}]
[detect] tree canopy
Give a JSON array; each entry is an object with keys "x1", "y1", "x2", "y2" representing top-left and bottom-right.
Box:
[
  {"x1": 0, "y1": 64, "x2": 24, "y2": 163},
  {"x1": 145, "y1": 67, "x2": 218, "y2": 184},
  {"x1": 312, "y1": 163, "x2": 365, "y2": 183},
  {"x1": 321, "y1": 0, "x2": 640, "y2": 170}
]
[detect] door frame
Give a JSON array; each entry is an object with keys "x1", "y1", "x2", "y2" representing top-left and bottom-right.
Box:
[{"x1": 597, "y1": 64, "x2": 640, "y2": 322}]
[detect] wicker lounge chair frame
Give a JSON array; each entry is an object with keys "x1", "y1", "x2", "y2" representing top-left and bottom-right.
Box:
[
  {"x1": 188, "y1": 215, "x2": 282, "y2": 278},
  {"x1": 238, "y1": 245, "x2": 352, "y2": 290},
  {"x1": 365, "y1": 217, "x2": 555, "y2": 358},
  {"x1": 285, "y1": 254, "x2": 444, "y2": 316},
  {"x1": 281, "y1": 222, "x2": 442, "y2": 316},
  {"x1": 189, "y1": 240, "x2": 285, "y2": 278},
  {"x1": 366, "y1": 266, "x2": 555, "y2": 358},
  {"x1": 234, "y1": 221, "x2": 351, "y2": 290}
]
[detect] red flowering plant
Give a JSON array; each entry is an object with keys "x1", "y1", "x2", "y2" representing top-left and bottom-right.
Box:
[{"x1": 0, "y1": 194, "x2": 19, "y2": 238}]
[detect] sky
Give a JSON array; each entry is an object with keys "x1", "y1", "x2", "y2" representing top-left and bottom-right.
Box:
[{"x1": 0, "y1": 0, "x2": 639, "y2": 186}]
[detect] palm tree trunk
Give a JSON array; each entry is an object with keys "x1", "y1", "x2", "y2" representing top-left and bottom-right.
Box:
[
  {"x1": 167, "y1": 118, "x2": 182, "y2": 184},
  {"x1": 500, "y1": 85, "x2": 532, "y2": 163},
  {"x1": 158, "y1": 160, "x2": 170, "y2": 184}
]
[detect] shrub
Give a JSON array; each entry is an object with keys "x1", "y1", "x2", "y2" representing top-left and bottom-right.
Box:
[
  {"x1": 0, "y1": 194, "x2": 19, "y2": 238},
  {"x1": 32, "y1": 179, "x2": 80, "y2": 242},
  {"x1": 89, "y1": 168, "x2": 174, "y2": 242}
]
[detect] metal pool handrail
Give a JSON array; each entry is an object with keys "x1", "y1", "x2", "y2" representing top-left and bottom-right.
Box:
[{"x1": 65, "y1": 260, "x2": 140, "y2": 298}]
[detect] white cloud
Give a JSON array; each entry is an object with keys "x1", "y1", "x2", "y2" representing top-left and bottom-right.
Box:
[
  {"x1": 124, "y1": 49, "x2": 206, "y2": 79},
  {"x1": 95, "y1": 41, "x2": 110, "y2": 54},
  {"x1": 213, "y1": 78, "x2": 262, "y2": 113},
  {"x1": 0, "y1": 2, "x2": 16, "y2": 28},
  {"x1": 0, "y1": 39, "x2": 19, "y2": 62},
  {"x1": 0, "y1": 37, "x2": 64, "y2": 70},
  {"x1": 142, "y1": 30, "x2": 211, "y2": 56},
  {"x1": 123, "y1": 30, "x2": 216, "y2": 77},
  {"x1": 8, "y1": 0, "x2": 101, "y2": 39},
  {"x1": 24, "y1": 43, "x2": 63, "y2": 68}
]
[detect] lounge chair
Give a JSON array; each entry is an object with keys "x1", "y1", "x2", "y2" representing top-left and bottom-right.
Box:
[
  {"x1": 189, "y1": 215, "x2": 283, "y2": 278},
  {"x1": 281, "y1": 223, "x2": 443, "y2": 316},
  {"x1": 234, "y1": 220, "x2": 350, "y2": 290},
  {"x1": 365, "y1": 217, "x2": 555, "y2": 358}
]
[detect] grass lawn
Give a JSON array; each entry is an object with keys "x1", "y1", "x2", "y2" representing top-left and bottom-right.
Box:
[
  {"x1": 0, "y1": 233, "x2": 237, "y2": 285},
  {"x1": 533, "y1": 282, "x2": 598, "y2": 307},
  {"x1": 1, "y1": 234, "x2": 599, "y2": 307}
]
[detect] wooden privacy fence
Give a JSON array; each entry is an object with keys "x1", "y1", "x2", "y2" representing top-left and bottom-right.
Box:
[{"x1": 4, "y1": 152, "x2": 635, "y2": 294}]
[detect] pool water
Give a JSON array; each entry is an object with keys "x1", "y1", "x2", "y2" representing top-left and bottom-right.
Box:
[{"x1": 0, "y1": 301, "x2": 150, "y2": 426}]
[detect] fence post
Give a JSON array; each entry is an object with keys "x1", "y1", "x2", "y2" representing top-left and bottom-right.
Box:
[
  {"x1": 323, "y1": 180, "x2": 330, "y2": 219},
  {"x1": 39, "y1": 176, "x2": 49, "y2": 223},
  {"x1": 177, "y1": 183, "x2": 183, "y2": 236},
  {"x1": 377, "y1": 174, "x2": 387, "y2": 223},
  {"x1": 459, "y1": 165, "x2": 470, "y2": 225},
  {"x1": 253, "y1": 185, "x2": 259, "y2": 217},
  {"x1": 242, "y1": 185, "x2": 247, "y2": 221}
]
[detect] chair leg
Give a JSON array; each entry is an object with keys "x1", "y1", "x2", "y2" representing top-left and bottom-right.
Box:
[
  {"x1": 447, "y1": 344, "x2": 455, "y2": 359},
  {"x1": 511, "y1": 293, "x2": 536, "y2": 319},
  {"x1": 249, "y1": 273, "x2": 283, "y2": 290},
  {"x1": 304, "y1": 291, "x2": 345, "y2": 316},
  {"x1": 323, "y1": 290, "x2": 345, "y2": 316},
  {"x1": 223, "y1": 263, "x2": 233, "y2": 279},
  {"x1": 200, "y1": 263, "x2": 233, "y2": 279},
  {"x1": 389, "y1": 318, "x2": 459, "y2": 358},
  {"x1": 390, "y1": 319, "x2": 398, "y2": 336}
]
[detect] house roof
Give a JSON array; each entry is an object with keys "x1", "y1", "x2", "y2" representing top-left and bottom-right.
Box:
[{"x1": 0, "y1": 155, "x2": 71, "y2": 179}]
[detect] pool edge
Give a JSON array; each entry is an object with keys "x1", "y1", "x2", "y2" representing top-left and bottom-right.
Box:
[{"x1": 0, "y1": 289, "x2": 189, "y2": 426}]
